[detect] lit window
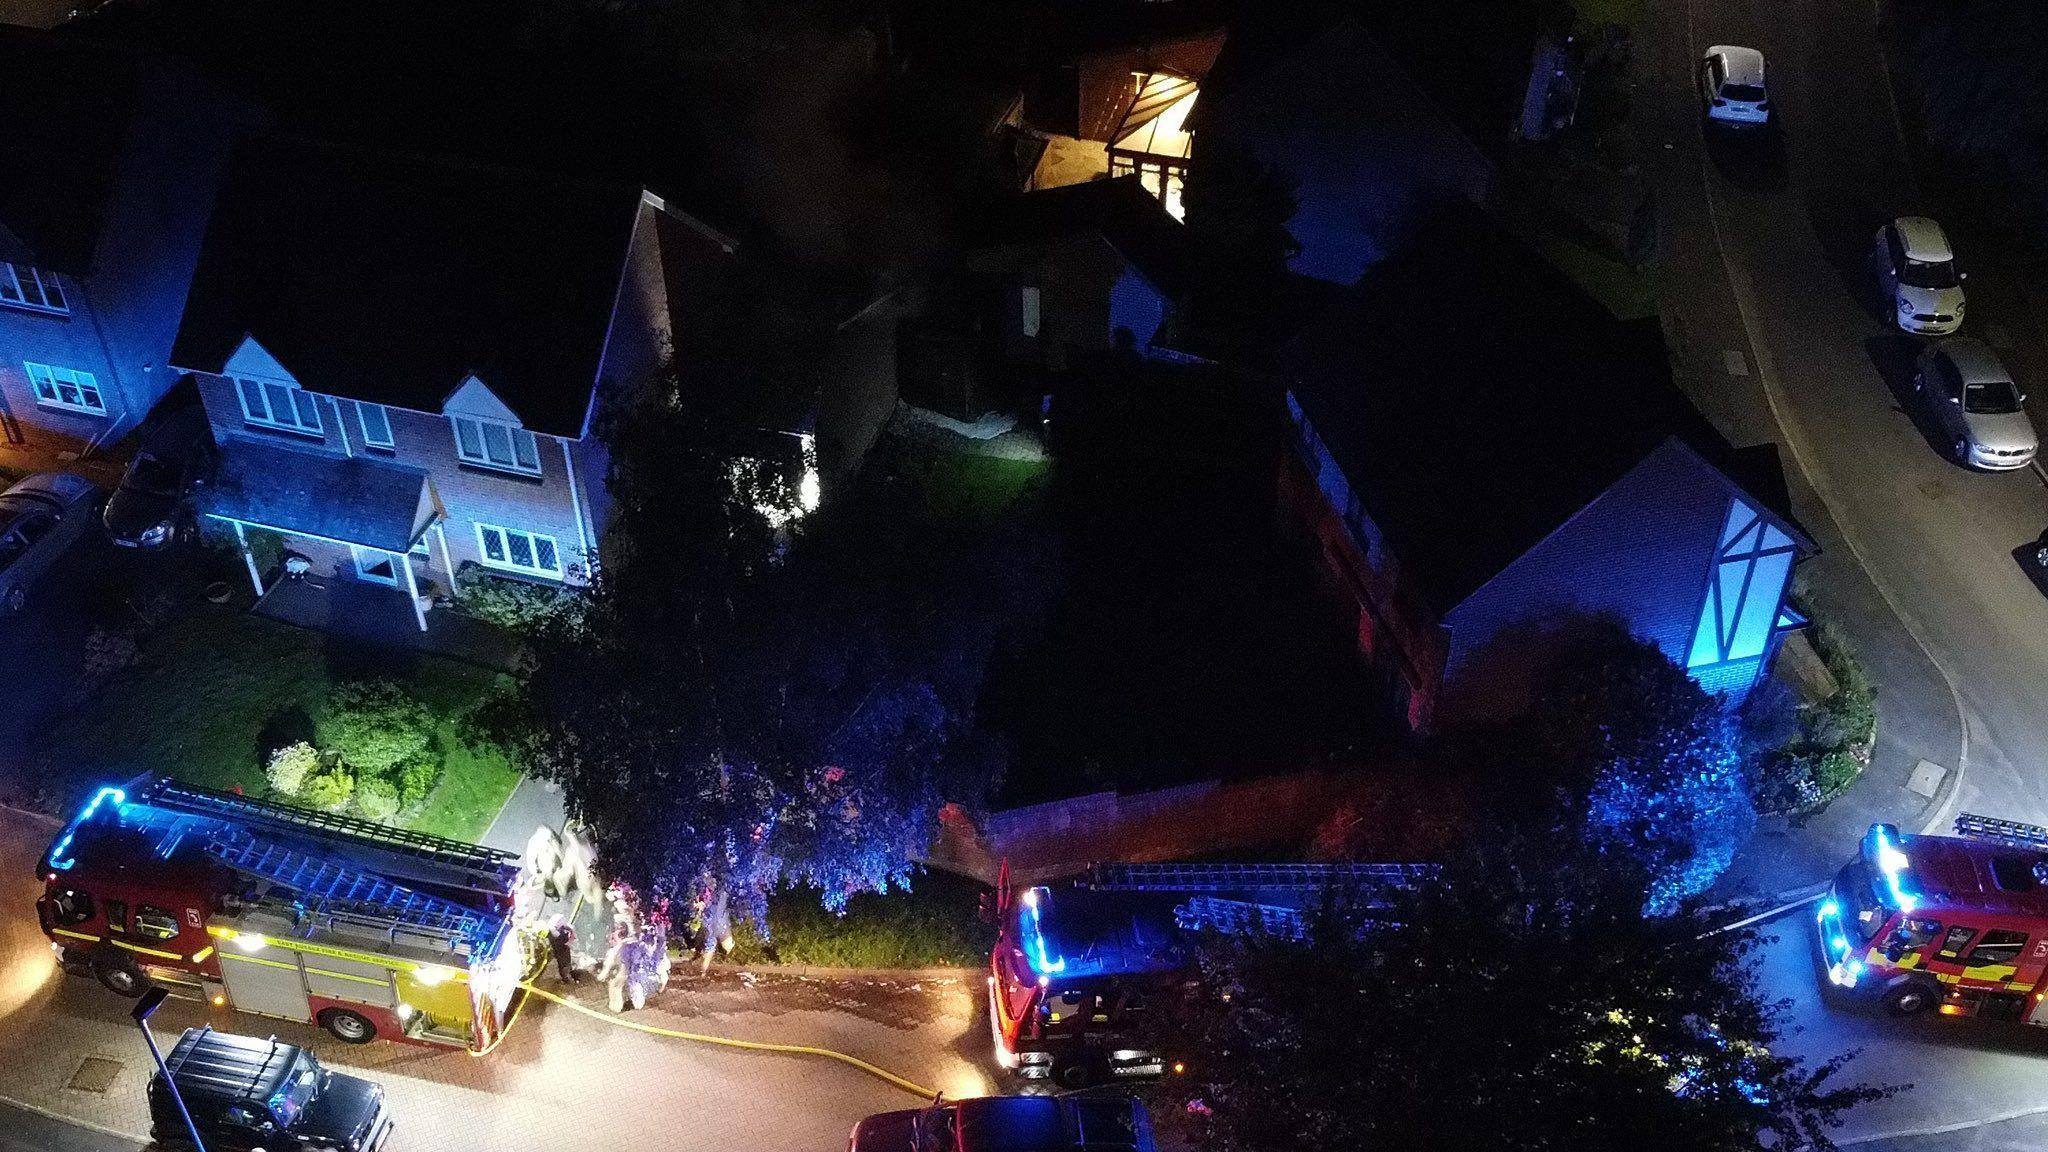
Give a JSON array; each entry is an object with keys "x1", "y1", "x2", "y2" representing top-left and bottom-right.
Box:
[
  {"x1": 1686, "y1": 498, "x2": 1799, "y2": 681},
  {"x1": 23, "y1": 363, "x2": 105, "y2": 415},
  {"x1": 0, "y1": 263, "x2": 68, "y2": 314},
  {"x1": 474, "y1": 522, "x2": 563, "y2": 578},
  {"x1": 356, "y1": 402, "x2": 394, "y2": 449},
  {"x1": 1021, "y1": 286, "x2": 1042, "y2": 337},
  {"x1": 235, "y1": 376, "x2": 323, "y2": 436},
  {"x1": 451, "y1": 416, "x2": 541, "y2": 475}
]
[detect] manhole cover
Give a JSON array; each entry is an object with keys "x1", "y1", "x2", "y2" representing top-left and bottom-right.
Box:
[{"x1": 67, "y1": 1056, "x2": 123, "y2": 1094}]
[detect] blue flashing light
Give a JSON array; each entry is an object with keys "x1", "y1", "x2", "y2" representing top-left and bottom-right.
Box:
[
  {"x1": 1870, "y1": 825, "x2": 1919, "y2": 913},
  {"x1": 1819, "y1": 899, "x2": 1839, "y2": 918},
  {"x1": 47, "y1": 786, "x2": 127, "y2": 872},
  {"x1": 1019, "y1": 887, "x2": 1066, "y2": 977}
]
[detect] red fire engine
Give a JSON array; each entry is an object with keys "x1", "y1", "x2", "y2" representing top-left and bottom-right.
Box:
[
  {"x1": 1818, "y1": 814, "x2": 2048, "y2": 1022},
  {"x1": 988, "y1": 860, "x2": 1427, "y2": 1087},
  {"x1": 36, "y1": 774, "x2": 540, "y2": 1051}
]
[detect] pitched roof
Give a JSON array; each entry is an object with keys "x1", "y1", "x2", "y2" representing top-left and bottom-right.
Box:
[
  {"x1": 970, "y1": 177, "x2": 1192, "y2": 295},
  {"x1": 203, "y1": 436, "x2": 435, "y2": 553},
  {"x1": 0, "y1": 28, "x2": 146, "y2": 273},
  {"x1": 1276, "y1": 201, "x2": 1787, "y2": 615},
  {"x1": 171, "y1": 135, "x2": 645, "y2": 437}
]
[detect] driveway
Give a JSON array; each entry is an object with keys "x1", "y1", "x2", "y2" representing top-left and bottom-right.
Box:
[
  {"x1": 0, "y1": 809, "x2": 994, "y2": 1152},
  {"x1": 1640, "y1": 0, "x2": 2048, "y2": 1140}
]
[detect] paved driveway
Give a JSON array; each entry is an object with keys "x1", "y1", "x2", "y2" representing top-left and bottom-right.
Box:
[{"x1": 0, "y1": 809, "x2": 995, "y2": 1151}]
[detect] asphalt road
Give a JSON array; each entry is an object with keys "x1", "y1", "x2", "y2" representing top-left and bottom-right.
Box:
[
  {"x1": 1654, "y1": 0, "x2": 2048, "y2": 1143},
  {"x1": 0, "y1": 1102, "x2": 141, "y2": 1152}
]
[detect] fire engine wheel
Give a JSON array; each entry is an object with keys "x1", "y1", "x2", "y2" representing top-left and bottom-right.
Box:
[
  {"x1": 1052, "y1": 1059, "x2": 1103, "y2": 1090},
  {"x1": 1883, "y1": 982, "x2": 1938, "y2": 1017},
  {"x1": 92, "y1": 949, "x2": 149, "y2": 998},
  {"x1": 319, "y1": 1007, "x2": 378, "y2": 1044}
]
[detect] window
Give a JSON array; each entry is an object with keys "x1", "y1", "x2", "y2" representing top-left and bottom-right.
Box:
[
  {"x1": 1937, "y1": 925, "x2": 1979, "y2": 961},
  {"x1": 356, "y1": 402, "x2": 394, "y2": 449},
  {"x1": 0, "y1": 263, "x2": 67, "y2": 313},
  {"x1": 451, "y1": 415, "x2": 540, "y2": 475},
  {"x1": 1686, "y1": 498, "x2": 1800, "y2": 680},
  {"x1": 23, "y1": 363, "x2": 105, "y2": 415},
  {"x1": 235, "y1": 377, "x2": 323, "y2": 436},
  {"x1": 103, "y1": 899, "x2": 128, "y2": 934},
  {"x1": 1889, "y1": 917, "x2": 1943, "y2": 951},
  {"x1": 475, "y1": 523, "x2": 563, "y2": 578},
  {"x1": 1020, "y1": 286, "x2": 1042, "y2": 338},
  {"x1": 1964, "y1": 929, "x2": 2030, "y2": 969},
  {"x1": 135, "y1": 905, "x2": 180, "y2": 940},
  {"x1": 51, "y1": 887, "x2": 92, "y2": 926}
]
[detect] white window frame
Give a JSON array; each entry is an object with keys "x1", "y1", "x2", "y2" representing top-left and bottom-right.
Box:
[
  {"x1": 234, "y1": 376, "x2": 324, "y2": 437},
  {"x1": 356, "y1": 401, "x2": 395, "y2": 450},
  {"x1": 474, "y1": 522, "x2": 564, "y2": 579},
  {"x1": 0, "y1": 263, "x2": 68, "y2": 314},
  {"x1": 450, "y1": 415, "x2": 542, "y2": 476},
  {"x1": 23, "y1": 362, "x2": 106, "y2": 416}
]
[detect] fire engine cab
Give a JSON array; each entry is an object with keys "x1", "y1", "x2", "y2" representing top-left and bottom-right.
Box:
[
  {"x1": 36, "y1": 774, "x2": 540, "y2": 1051},
  {"x1": 988, "y1": 861, "x2": 1427, "y2": 1088},
  {"x1": 1818, "y1": 815, "x2": 2048, "y2": 1022}
]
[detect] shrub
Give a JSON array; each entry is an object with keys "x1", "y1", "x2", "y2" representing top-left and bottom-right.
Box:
[
  {"x1": 321, "y1": 680, "x2": 437, "y2": 780},
  {"x1": 453, "y1": 567, "x2": 588, "y2": 635},
  {"x1": 299, "y1": 764, "x2": 356, "y2": 811},
  {"x1": 265, "y1": 741, "x2": 321, "y2": 797},
  {"x1": 395, "y1": 755, "x2": 439, "y2": 810},
  {"x1": 356, "y1": 777, "x2": 401, "y2": 822},
  {"x1": 1749, "y1": 621, "x2": 1879, "y2": 814}
]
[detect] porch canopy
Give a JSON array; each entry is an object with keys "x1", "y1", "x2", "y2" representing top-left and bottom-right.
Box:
[{"x1": 201, "y1": 437, "x2": 445, "y2": 630}]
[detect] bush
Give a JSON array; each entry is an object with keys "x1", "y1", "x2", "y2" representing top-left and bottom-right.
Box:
[
  {"x1": 396, "y1": 755, "x2": 439, "y2": 810},
  {"x1": 1750, "y1": 622, "x2": 1879, "y2": 814},
  {"x1": 265, "y1": 741, "x2": 320, "y2": 797},
  {"x1": 356, "y1": 777, "x2": 401, "y2": 822},
  {"x1": 299, "y1": 764, "x2": 356, "y2": 811},
  {"x1": 453, "y1": 567, "x2": 588, "y2": 635},
  {"x1": 322, "y1": 680, "x2": 438, "y2": 780}
]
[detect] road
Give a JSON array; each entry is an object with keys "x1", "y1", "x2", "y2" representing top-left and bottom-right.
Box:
[
  {"x1": 1642, "y1": 0, "x2": 2048, "y2": 1142},
  {"x1": 0, "y1": 809, "x2": 995, "y2": 1152}
]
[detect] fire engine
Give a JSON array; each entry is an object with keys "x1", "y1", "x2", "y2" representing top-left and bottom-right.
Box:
[
  {"x1": 988, "y1": 861, "x2": 1428, "y2": 1088},
  {"x1": 1817, "y1": 814, "x2": 2048, "y2": 1022},
  {"x1": 35, "y1": 774, "x2": 544, "y2": 1051}
]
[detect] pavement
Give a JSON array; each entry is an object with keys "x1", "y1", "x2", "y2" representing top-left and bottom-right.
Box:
[
  {"x1": 0, "y1": 808, "x2": 997, "y2": 1152},
  {"x1": 0, "y1": 1101, "x2": 141, "y2": 1152},
  {"x1": 1633, "y1": 0, "x2": 2048, "y2": 1141}
]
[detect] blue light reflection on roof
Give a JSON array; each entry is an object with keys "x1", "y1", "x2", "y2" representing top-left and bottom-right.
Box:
[
  {"x1": 47, "y1": 786, "x2": 127, "y2": 872},
  {"x1": 1021, "y1": 887, "x2": 1065, "y2": 976}
]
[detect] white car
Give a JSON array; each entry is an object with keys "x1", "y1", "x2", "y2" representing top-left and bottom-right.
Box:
[
  {"x1": 1914, "y1": 338, "x2": 2035, "y2": 470},
  {"x1": 0, "y1": 472, "x2": 102, "y2": 612},
  {"x1": 1700, "y1": 45, "x2": 1770, "y2": 127},
  {"x1": 1877, "y1": 216, "x2": 1965, "y2": 335}
]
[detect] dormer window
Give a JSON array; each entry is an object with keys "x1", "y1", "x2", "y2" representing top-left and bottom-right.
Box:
[
  {"x1": 235, "y1": 376, "x2": 323, "y2": 436},
  {"x1": 450, "y1": 414, "x2": 541, "y2": 476},
  {"x1": 0, "y1": 263, "x2": 67, "y2": 314}
]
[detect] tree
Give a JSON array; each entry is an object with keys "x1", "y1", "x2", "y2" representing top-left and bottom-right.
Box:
[
  {"x1": 1437, "y1": 619, "x2": 1755, "y2": 913},
  {"x1": 1146, "y1": 833, "x2": 1889, "y2": 1152}
]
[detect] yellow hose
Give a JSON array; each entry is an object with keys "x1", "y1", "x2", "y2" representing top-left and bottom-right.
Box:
[{"x1": 515, "y1": 982, "x2": 941, "y2": 1101}]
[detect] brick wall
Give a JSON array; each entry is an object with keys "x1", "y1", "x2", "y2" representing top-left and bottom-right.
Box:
[{"x1": 0, "y1": 295, "x2": 124, "y2": 458}]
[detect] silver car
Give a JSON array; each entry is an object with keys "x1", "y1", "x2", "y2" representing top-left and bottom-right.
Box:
[
  {"x1": 0, "y1": 472, "x2": 102, "y2": 612},
  {"x1": 1877, "y1": 217, "x2": 1966, "y2": 335},
  {"x1": 1914, "y1": 339, "x2": 2036, "y2": 470}
]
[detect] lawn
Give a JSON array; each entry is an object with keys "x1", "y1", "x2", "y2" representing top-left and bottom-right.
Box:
[
  {"x1": 887, "y1": 444, "x2": 1049, "y2": 523},
  {"x1": 42, "y1": 605, "x2": 521, "y2": 842},
  {"x1": 727, "y1": 868, "x2": 994, "y2": 969}
]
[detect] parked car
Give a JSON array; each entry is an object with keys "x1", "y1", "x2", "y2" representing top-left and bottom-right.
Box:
[
  {"x1": 149, "y1": 1027, "x2": 392, "y2": 1152},
  {"x1": 104, "y1": 402, "x2": 216, "y2": 548},
  {"x1": 851, "y1": 1095, "x2": 1156, "y2": 1152},
  {"x1": 1699, "y1": 45, "x2": 1770, "y2": 128},
  {"x1": 0, "y1": 472, "x2": 101, "y2": 612},
  {"x1": 1877, "y1": 216, "x2": 1966, "y2": 335},
  {"x1": 1914, "y1": 338, "x2": 2036, "y2": 470}
]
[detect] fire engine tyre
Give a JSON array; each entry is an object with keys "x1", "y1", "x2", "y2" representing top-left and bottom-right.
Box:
[
  {"x1": 92, "y1": 949, "x2": 149, "y2": 998},
  {"x1": 1052, "y1": 1059, "x2": 1104, "y2": 1090},
  {"x1": 319, "y1": 1008, "x2": 378, "y2": 1044},
  {"x1": 1882, "y1": 981, "x2": 1939, "y2": 1017}
]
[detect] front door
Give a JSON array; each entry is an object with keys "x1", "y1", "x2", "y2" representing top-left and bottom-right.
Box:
[{"x1": 350, "y1": 545, "x2": 398, "y2": 586}]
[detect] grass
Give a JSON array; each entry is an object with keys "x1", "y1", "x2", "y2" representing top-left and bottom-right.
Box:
[
  {"x1": 42, "y1": 605, "x2": 522, "y2": 842},
  {"x1": 727, "y1": 868, "x2": 994, "y2": 969},
  {"x1": 892, "y1": 447, "x2": 1049, "y2": 523},
  {"x1": 1536, "y1": 230, "x2": 1658, "y2": 321},
  {"x1": 1573, "y1": 0, "x2": 1644, "y2": 30}
]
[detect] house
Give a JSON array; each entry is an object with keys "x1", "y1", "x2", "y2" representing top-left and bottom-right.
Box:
[
  {"x1": 0, "y1": 28, "x2": 250, "y2": 465},
  {"x1": 1187, "y1": 17, "x2": 1493, "y2": 285},
  {"x1": 1275, "y1": 203, "x2": 1811, "y2": 731},
  {"x1": 966, "y1": 177, "x2": 1192, "y2": 373},
  {"x1": 171, "y1": 135, "x2": 734, "y2": 629}
]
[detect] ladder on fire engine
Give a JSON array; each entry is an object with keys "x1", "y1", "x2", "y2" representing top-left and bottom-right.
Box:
[
  {"x1": 1954, "y1": 813, "x2": 2048, "y2": 852},
  {"x1": 204, "y1": 830, "x2": 504, "y2": 947},
  {"x1": 1174, "y1": 895, "x2": 1313, "y2": 941},
  {"x1": 138, "y1": 777, "x2": 519, "y2": 893},
  {"x1": 1084, "y1": 861, "x2": 1435, "y2": 896}
]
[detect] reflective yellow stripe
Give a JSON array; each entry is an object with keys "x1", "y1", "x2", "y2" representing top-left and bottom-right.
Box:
[
  {"x1": 111, "y1": 939, "x2": 184, "y2": 961},
  {"x1": 1963, "y1": 964, "x2": 2018, "y2": 983},
  {"x1": 1936, "y1": 971, "x2": 1962, "y2": 984},
  {"x1": 305, "y1": 966, "x2": 391, "y2": 987},
  {"x1": 52, "y1": 929, "x2": 100, "y2": 943},
  {"x1": 221, "y1": 952, "x2": 298, "y2": 972},
  {"x1": 190, "y1": 947, "x2": 214, "y2": 964}
]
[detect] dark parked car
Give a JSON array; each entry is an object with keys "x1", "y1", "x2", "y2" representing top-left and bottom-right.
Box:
[
  {"x1": 149, "y1": 1027, "x2": 391, "y2": 1152},
  {"x1": 851, "y1": 1095, "x2": 1156, "y2": 1152},
  {"x1": 104, "y1": 403, "x2": 216, "y2": 548},
  {"x1": 0, "y1": 472, "x2": 101, "y2": 612}
]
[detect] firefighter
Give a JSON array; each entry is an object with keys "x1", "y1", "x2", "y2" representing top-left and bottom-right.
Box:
[{"x1": 548, "y1": 916, "x2": 579, "y2": 983}]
